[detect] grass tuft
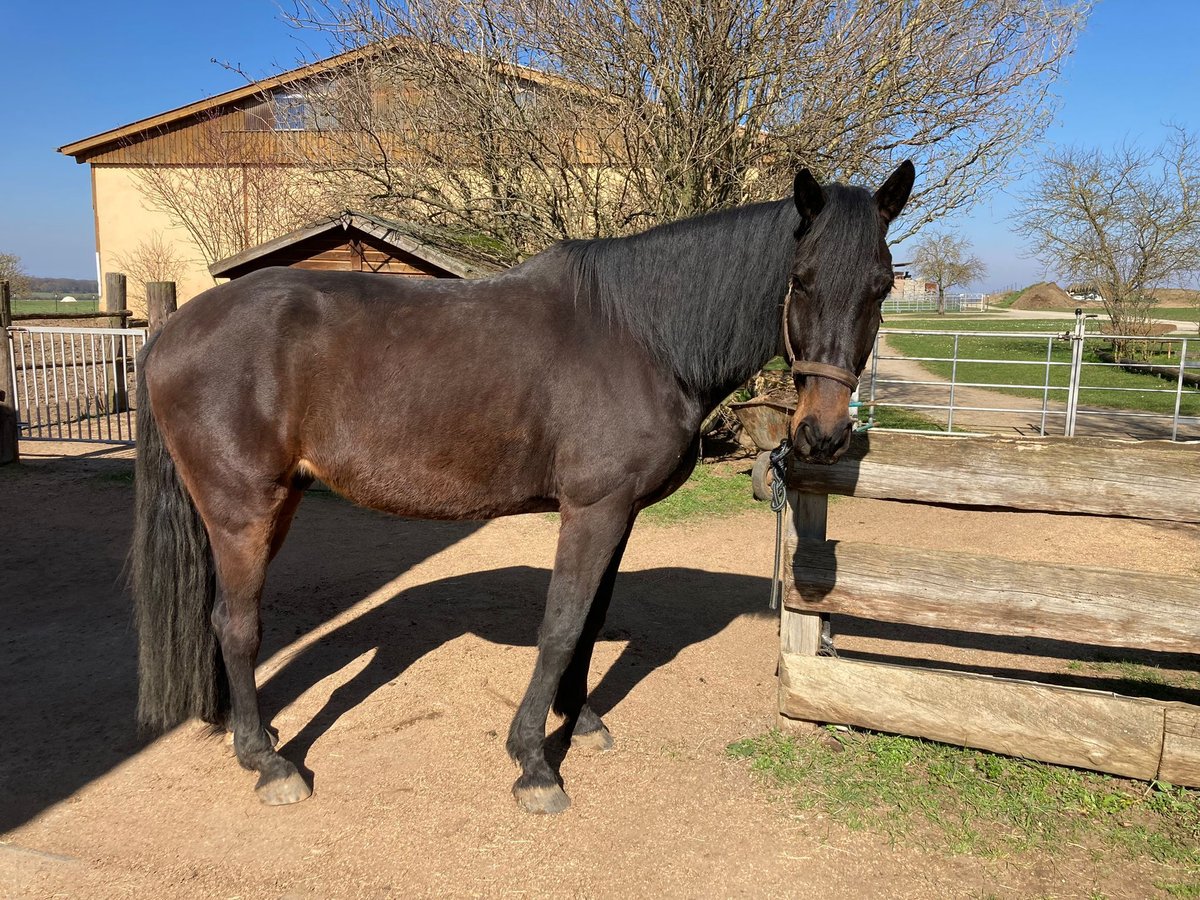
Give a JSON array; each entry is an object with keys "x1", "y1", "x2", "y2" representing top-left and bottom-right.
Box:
[
  {"x1": 640, "y1": 462, "x2": 764, "y2": 525},
  {"x1": 728, "y1": 729, "x2": 1200, "y2": 880}
]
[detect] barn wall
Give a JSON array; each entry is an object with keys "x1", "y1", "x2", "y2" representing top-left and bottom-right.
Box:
[{"x1": 92, "y1": 167, "x2": 217, "y2": 313}]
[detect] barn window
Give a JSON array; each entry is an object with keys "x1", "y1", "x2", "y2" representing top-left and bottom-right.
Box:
[{"x1": 244, "y1": 88, "x2": 338, "y2": 132}]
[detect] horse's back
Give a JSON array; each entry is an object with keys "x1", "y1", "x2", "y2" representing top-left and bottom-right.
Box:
[{"x1": 144, "y1": 263, "x2": 690, "y2": 519}]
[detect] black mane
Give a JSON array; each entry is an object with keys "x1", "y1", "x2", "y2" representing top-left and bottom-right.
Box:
[
  {"x1": 562, "y1": 185, "x2": 882, "y2": 395},
  {"x1": 562, "y1": 199, "x2": 797, "y2": 394}
]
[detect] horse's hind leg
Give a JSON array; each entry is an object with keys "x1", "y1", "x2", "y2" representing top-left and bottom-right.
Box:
[
  {"x1": 508, "y1": 495, "x2": 633, "y2": 814},
  {"x1": 208, "y1": 484, "x2": 311, "y2": 805},
  {"x1": 552, "y1": 522, "x2": 633, "y2": 752}
]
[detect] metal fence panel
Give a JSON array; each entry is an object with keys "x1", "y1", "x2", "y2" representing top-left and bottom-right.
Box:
[
  {"x1": 5, "y1": 324, "x2": 146, "y2": 444},
  {"x1": 864, "y1": 316, "x2": 1199, "y2": 441}
]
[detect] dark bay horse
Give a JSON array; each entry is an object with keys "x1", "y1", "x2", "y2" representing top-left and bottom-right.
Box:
[{"x1": 132, "y1": 162, "x2": 914, "y2": 813}]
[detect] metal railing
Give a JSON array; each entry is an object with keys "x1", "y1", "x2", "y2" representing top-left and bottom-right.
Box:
[
  {"x1": 864, "y1": 313, "x2": 1199, "y2": 441},
  {"x1": 5, "y1": 324, "x2": 147, "y2": 443},
  {"x1": 881, "y1": 292, "x2": 987, "y2": 314}
]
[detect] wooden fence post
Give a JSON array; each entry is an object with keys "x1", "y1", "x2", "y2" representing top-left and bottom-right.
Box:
[
  {"x1": 0, "y1": 281, "x2": 18, "y2": 464},
  {"x1": 103, "y1": 272, "x2": 130, "y2": 414},
  {"x1": 777, "y1": 489, "x2": 826, "y2": 733},
  {"x1": 103, "y1": 272, "x2": 127, "y2": 327},
  {"x1": 782, "y1": 491, "x2": 826, "y2": 656},
  {"x1": 146, "y1": 282, "x2": 177, "y2": 335}
]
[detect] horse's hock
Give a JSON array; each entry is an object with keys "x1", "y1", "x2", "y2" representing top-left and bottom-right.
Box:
[{"x1": 779, "y1": 431, "x2": 1200, "y2": 787}]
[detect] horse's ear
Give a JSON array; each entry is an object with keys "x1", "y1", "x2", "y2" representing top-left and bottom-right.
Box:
[
  {"x1": 793, "y1": 169, "x2": 825, "y2": 223},
  {"x1": 875, "y1": 160, "x2": 915, "y2": 224}
]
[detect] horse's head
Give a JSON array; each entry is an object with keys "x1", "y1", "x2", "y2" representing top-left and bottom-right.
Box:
[{"x1": 783, "y1": 160, "x2": 915, "y2": 463}]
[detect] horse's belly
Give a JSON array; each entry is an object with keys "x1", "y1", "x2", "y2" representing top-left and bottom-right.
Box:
[{"x1": 300, "y1": 427, "x2": 557, "y2": 521}]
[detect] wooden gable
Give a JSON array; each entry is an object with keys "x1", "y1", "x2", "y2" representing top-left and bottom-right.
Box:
[{"x1": 208, "y1": 213, "x2": 502, "y2": 281}]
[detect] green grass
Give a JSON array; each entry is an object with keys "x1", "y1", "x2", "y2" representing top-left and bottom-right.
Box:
[
  {"x1": 988, "y1": 288, "x2": 1025, "y2": 309},
  {"x1": 883, "y1": 323, "x2": 1200, "y2": 418},
  {"x1": 865, "y1": 405, "x2": 943, "y2": 431},
  {"x1": 729, "y1": 729, "x2": 1200, "y2": 884},
  {"x1": 1155, "y1": 308, "x2": 1200, "y2": 324},
  {"x1": 1065, "y1": 658, "x2": 1200, "y2": 699},
  {"x1": 640, "y1": 462, "x2": 764, "y2": 524},
  {"x1": 12, "y1": 295, "x2": 101, "y2": 315}
]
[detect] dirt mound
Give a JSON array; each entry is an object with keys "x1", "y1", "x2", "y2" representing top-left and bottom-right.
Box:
[
  {"x1": 1011, "y1": 281, "x2": 1077, "y2": 310},
  {"x1": 1151, "y1": 287, "x2": 1200, "y2": 306}
]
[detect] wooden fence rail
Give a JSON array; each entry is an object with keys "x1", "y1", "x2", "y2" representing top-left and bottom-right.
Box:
[{"x1": 778, "y1": 431, "x2": 1200, "y2": 787}]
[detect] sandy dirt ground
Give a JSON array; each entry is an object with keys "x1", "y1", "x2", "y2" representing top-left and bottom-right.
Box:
[{"x1": 2, "y1": 445, "x2": 1198, "y2": 899}]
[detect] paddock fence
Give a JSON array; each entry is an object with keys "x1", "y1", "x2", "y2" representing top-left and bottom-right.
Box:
[
  {"x1": 0, "y1": 275, "x2": 175, "y2": 457},
  {"x1": 777, "y1": 431, "x2": 1200, "y2": 788},
  {"x1": 881, "y1": 292, "x2": 987, "y2": 314},
  {"x1": 4, "y1": 324, "x2": 146, "y2": 443},
  {"x1": 865, "y1": 315, "x2": 1199, "y2": 441}
]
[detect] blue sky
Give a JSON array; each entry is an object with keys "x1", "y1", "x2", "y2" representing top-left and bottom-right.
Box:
[{"x1": 2, "y1": 1, "x2": 1198, "y2": 289}]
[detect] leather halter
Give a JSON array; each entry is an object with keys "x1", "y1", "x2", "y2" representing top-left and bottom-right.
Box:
[{"x1": 780, "y1": 281, "x2": 861, "y2": 392}]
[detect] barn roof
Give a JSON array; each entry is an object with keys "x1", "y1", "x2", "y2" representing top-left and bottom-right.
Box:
[
  {"x1": 58, "y1": 41, "x2": 592, "y2": 163},
  {"x1": 208, "y1": 211, "x2": 505, "y2": 280}
]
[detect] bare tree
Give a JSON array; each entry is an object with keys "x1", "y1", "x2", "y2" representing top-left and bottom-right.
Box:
[
  {"x1": 0, "y1": 253, "x2": 30, "y2": 298},
  {"x1": 912, "y1": 231, "x2": 986, "y2": 315},
  {"x1": 283, "y1": 0, "x2": 1088, "y2": 262},
  {"x1": 129, "y1": 112, "x2": 327, "y2": 272},
  {"x1": 1015, "y1": 127, "x2": 1200, "y2": 341},
  {"x1": 112, "y1": 234, "x2": 190, "y2": 316}
]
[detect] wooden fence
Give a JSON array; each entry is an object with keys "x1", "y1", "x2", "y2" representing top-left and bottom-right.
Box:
[{"x1": 779, "y1": 431, "x2": 1200, "y2": 787}]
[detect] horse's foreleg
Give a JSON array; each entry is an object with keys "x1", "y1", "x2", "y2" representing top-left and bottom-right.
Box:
[
  {"x1": 507, "y1": 495, "x2": 633, "y2": 814},
  {"x1": 551, "y1": 521, "x2": 633, "y2": 753},
  {"x1": 208, "y1": 486, "x2": 311, "y2": 806}
]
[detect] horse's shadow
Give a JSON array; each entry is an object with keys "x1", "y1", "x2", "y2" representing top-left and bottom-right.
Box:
[
  {"x1": 258, "y1": 563, "x2": 773, "y2": 783},
  {"x1": 1, "y1": 464, "x2": 771, "y2": 832}
]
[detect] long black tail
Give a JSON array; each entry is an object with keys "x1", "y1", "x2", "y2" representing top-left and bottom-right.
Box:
[{"x1": 131, "y1": 337, "x2": 228, "y2": 731}]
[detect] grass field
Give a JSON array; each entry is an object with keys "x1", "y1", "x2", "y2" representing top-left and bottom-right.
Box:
[
  {"x1": 882, "y1": 319, "x2": 1200, "y2": 418},
  {"x1": 12, "y1": 295, "x2": 101, "y2": 315},
  {"x1": 729, "y1": 730, "x2": 1200, "y2": 894},
  {"x1": 1155, "y1": 307, "x2": 1200, "y2": 324}
]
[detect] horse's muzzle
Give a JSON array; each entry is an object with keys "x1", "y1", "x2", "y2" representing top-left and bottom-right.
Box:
[{"x1": 791, "y1": 416, "x2": 854, "y2": 464}]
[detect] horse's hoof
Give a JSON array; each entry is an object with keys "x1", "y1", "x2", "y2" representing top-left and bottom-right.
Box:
[
  {"x1": 571, "y1": 726, "x2": 614, "y2": 753},
  {"x1": 255, "y1": 771, "x2": 312, "y2": 806},
  {"x1": 514, "y1": 783, "x2": 571, "y2": 815}
]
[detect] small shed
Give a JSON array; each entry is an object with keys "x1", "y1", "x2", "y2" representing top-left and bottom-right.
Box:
[{"x1": 209, "y1": 212, "x2": 502, "y2": 281}]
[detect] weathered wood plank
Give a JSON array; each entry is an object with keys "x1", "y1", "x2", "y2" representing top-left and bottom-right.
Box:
[
  {"x1": 778, "y1": 654, "x2": 1169, "y2": 781},
  {"x1": 786, "y1": 540, "x2": 1200, "y2": 655},
  {"x1": 1160, "y1": 704, "x2": 1200, "y2": 786},
  {"x1": 788, "y1": 431, "x2": 1200, "y2": 522}
]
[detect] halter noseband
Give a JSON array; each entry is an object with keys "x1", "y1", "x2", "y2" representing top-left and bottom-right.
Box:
[{"x1": 780, "y1": 282, "x2": 860, "y2": 392}]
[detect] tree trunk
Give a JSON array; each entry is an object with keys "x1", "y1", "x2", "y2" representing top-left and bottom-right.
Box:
[{"x1": 937, "y1": 284, "x2": 946, "y2": 315}]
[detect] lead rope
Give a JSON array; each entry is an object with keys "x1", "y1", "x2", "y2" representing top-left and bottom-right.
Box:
[{"x1": 767, "y1": 439, "x2": 791, "y2": 610}]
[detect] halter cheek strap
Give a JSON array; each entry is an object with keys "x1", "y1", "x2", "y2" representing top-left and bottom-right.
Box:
[{"x1": 780, "y1": 282, "x2": 861, "y2": 392}]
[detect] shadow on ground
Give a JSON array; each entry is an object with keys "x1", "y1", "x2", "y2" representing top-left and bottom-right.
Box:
[{"x1": 0, "y1": 456, "x2": 771, "y2": 832}]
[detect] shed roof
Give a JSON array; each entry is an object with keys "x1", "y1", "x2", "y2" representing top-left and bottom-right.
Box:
[{"x1": 208, "y1": 212, "x2": 505, "y2": 280}]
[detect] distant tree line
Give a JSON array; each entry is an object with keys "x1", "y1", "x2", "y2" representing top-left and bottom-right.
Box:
[{"x1": 25, "y1": 276, "x2": 99, "y2": 294}]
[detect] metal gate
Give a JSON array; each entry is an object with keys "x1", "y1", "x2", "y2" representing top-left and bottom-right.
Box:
[{"x1": 4, "y1": 324, "x2": 147, "y2": 444}]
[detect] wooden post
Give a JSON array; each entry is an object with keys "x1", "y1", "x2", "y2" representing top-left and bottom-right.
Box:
[
  {"x1": 782, "y1": 491, "x2": 826, "y2": 656},
  {"x1": 103, "y1": 272, "x2": 127, "y2": 326},
  {"x1": 0, "y1": 281, "x2": 18, "y2": 464},
  {"x1": 103, "y1": 272, "x2": 129, "y2": 414},
  {"x1": 777, "y1": 489, "x2": 826, "y2": 734},
  {"x1": 146, "y1": 282, "x2": 177, "y2": 335}
]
